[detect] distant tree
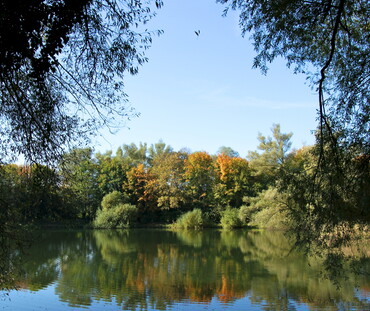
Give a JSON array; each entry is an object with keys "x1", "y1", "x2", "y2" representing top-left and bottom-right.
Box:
[
  {"x1": 183, "y1": 151, "x2": 215, "y2": 210},
  {"x1": 0, "y1": 164, "x2": 62, "y2": 221},
  {"x1": 0, "y1": 0, "x2": 163, "y2": 163},
  {"x1": 148, "y1": 140, "x2": 173, "y2": 164},
  {"x1": 25, "y1": 164, "x2": 63, "y2": 221},
  {"x1": 59, "y1": 148, "x2": 102, "y2": 219},
  {"x1": 95, "y1": 150, "x2": 130, "y2": 195},
  {"x1": 217, "y1": 146, "x2": 239, "y2": 158},
  {"x1": 122, "y1": 143, "x2": 149, "y2": 167},
  {"x1": 214, "y1": 154, "x2": 253, "y2": 208},
  {"x1": 146, "y1": 151, "x2": 187, "y2": 210},
  {"x1": 124, "y1": 163, "x2": 154, "y2": 210},
  {"x1": 248, "y1": 124, "x2": 293, "y2": 186}
]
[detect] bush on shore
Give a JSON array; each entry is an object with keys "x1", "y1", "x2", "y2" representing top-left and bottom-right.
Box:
[
  {"x1": 171, "y1": 209, "x2": 204, "y2": 229},
  {"x1": 94, "y1": 203, "x2": 137, "y2": 228},
  {"x1": 220, "y1": 208, "x2": 243, "y2": 229}
]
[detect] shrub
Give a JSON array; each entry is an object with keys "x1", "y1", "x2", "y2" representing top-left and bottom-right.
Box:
[
  {"x1": 220, "y1": 208, "x2": 243, "y2": 229},
  {"x1": 101, "y1": 191, "x2": 125, "y2": 211},
  {"x1": 238, "y1": 205, "x2": 251, "y2": 224},
  {"x1": 94, "y1": 203, "x2": 137, "y2": 228},
  {"x1": 171, "y1": 209, "x2": 203, "y2": 229}
]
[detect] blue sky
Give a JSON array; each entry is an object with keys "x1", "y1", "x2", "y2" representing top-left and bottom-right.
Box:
[{"x1": 95, "y1": 0, "x2": 318, "y2": 158}]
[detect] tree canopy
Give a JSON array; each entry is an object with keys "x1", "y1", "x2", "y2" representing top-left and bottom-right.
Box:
[
  {"x1": 218, "y1": 0, "x2": 369, "y2": 155},
  {"x1": 0, "y1": 0, "x2": 162, "y2": 163}
]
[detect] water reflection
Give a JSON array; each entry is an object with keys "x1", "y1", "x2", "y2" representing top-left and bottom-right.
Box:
[{"x1": 14, "y1": 230, "x2": 370, "y2": 310}]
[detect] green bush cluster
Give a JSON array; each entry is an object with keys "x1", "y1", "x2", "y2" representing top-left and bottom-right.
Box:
[
  {"x1": 101, "y1": 191, "x2": 125, "y2": 211},
  {"x1": 238, "y1": 205, "x2": 252, "y2": 224},
  {"x1": 172, "y1": 207, "x2": 250, "y2": 230},
  {"x1": 94, "y1": 193, "x2": 137, "y2": 228},
  {"x1": 171, "y1": 209, "x2": 204, "y2": 229},
  {"x1": 220, "y1": 208, "x2": 243, "y2": 229}
]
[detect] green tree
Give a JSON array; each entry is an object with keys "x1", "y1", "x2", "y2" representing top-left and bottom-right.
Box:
[
  {"x1": 95, "y1": 149, "x2": 130, "y2": 195},
  {"x1": 94, "y1": 192, "x2": 137, "y2": 228},
  {"x1": 248, "y1": 124, "x2": 293, "y2": 186},
  {"x1": 171, "y1": 209, "x2": 204, "y2": 229},
  {"x1": 148, "y1": 140, "x2": 174, "y2": 164},
  {"x1": 101, "y1": 190, "x2": 126, "y2": 211},
  {"x1": 220, "y1": 208, "x2": 243, "y2": 229},
  {"x1": 25, "y1": 164, "x2": 63, "y2": 221},
  {"x1": 242, "y1": 187, "x2": 290, "y2": 229},
  {"x1": 0, "y1": 163, "x2": 63, "y2": 222},
  {"x1": 121, "y1": 143, "x2": 149, "y2": 167},
  {"x1": 217, "y1": 146, "x2": 239, "y2": 158},
  {"x1": 60, "y1": 148, "x2": 102, "y2": 219}
]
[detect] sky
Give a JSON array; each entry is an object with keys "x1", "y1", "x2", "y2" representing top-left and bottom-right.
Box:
[{"x1": 94, "y1": 0, "x2": 319, "y2": 158}]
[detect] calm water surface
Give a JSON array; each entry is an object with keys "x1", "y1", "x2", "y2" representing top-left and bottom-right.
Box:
[{"x1": 1, "y1": 229, "x2": 369, "y2": 311}]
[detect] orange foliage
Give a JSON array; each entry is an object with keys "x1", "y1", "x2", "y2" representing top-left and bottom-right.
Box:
[
  {"x1": 216, "y1": 275, "x2": 245, "y2": 303},
  {"x1": 125, "y1": 164, "x2": 155, "y2": 208},
  {"x1": 183, "y1": 152, "x2": 213, "y2": 180},
  {"x1": 215, "y1": 154, "x2": 250, "y2": 183}
]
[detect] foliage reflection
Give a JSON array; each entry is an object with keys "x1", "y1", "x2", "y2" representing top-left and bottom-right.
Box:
[{"x1": 17, "y1": 230, "x2": 370, "y2": 310}]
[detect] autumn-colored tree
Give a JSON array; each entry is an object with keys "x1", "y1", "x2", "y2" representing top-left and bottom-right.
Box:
[
  {"x1": 124, "y1": 164, "x2": 156, "y2": 212},
  {"x1": 146, "y1": 152, "x2": 187, "y2": 211},
  {"x1": 214, "y1": 154, "x2": 253, "y2": 208},
  {"x1": 183, "y1": 151, "x2": 215, "y2": 210}
]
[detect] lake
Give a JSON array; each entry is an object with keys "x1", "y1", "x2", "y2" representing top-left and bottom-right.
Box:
[{"x1": 1, "y1": 229, "x2": 369, "y2": 310}]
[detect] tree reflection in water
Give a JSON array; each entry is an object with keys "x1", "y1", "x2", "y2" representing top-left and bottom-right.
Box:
[{"x1": 12, "y1": 229, "x2": 370, "y2": 310}]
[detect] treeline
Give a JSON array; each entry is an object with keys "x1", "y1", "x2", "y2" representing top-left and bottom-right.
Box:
[{"x1": 1, "y1": 124, "x2": 369, "y2": 231}]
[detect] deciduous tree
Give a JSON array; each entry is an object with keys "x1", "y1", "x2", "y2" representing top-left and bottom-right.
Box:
[
  {"x1": 59, "y1": 148, "x2": 102, "y2": 219},
  {"x1": 183, "y1": 151, "x2": 215, "y2": 210},
  {"x1": 214, "y1": 154, "x2": 252, "y2": 208}
]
